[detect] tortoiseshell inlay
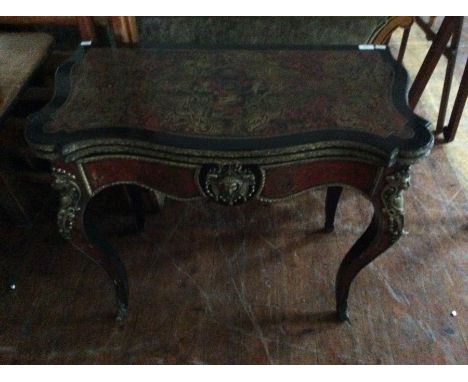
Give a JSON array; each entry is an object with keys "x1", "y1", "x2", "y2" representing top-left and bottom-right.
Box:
[{"x1": 46, "y1": 48, "x2": 413, "y2": 139}]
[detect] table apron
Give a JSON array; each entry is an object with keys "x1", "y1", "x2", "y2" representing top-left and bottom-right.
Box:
[
  {"x1": 68, "y1": 157, "x2": 383, "y2": 202},
  {"x1": 260, "y1": 160, "x2": 383, "y2": 201}
]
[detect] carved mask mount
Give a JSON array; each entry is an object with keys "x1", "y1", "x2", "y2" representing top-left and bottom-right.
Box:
[{"x1": 199, "y1": 164, "x2": 264, "y2": 206}]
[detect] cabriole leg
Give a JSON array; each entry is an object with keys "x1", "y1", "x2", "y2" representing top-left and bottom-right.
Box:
[
  {"x1": 52, "y1": 167, "x2": 129, "y2": 322},
  {"x1": 335, "y1": 168, "x2": 410, "y2": 321}
]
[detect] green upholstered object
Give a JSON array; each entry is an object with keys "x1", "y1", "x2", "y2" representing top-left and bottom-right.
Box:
[{"x1": 136, "y1": 16, "x2": 389, "y2": 47}]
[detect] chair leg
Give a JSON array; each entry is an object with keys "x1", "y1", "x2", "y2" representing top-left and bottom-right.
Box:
[
  {"x1": 408, "y1": 17, "x2": 457, "y2": 109},
  {"x1": 397, "y1": 26, "x2": 411, "y2": 63},
  {"x1": 434, "y1": 17, "x2": 463, "y2": 135},
  {"x1": 443, "y1": 60, "x2": 468, "y2": 142}
]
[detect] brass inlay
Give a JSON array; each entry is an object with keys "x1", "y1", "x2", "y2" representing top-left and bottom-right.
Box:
[{"x1": 77, "y1": 162, "x2": 92, "y2": 196}]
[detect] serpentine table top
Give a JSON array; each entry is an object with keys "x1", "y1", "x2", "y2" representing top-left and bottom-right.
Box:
[
  {"x1": 27, "y1": 45, "x2": 432, "y2": 165},
  {"x1": 26, "y1": 44, "x2": 433, "y2": 322}
]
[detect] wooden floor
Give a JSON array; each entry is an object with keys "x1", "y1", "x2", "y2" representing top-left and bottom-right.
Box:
[{"x1": 0, "y1": 20, "x2": 467, "y2": 364}]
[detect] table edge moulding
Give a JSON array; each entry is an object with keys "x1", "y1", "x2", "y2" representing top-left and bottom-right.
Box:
[{"x1": 25, "y1": 43, "x2": 434, "y2": 323}]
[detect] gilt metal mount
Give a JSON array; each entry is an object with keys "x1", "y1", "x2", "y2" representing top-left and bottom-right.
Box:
[
  {"x1": 199, "y1": 164, "x2": 263, "y2": 206},
  {"x1": 381, "y1": 168, "x2": 410, "y2": 243},
  {"x1": 52, "y1": 167, "x2": 81, "y2": 239}
]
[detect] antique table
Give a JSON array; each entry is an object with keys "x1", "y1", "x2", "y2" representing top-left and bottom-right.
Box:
[{"x1": 26, "y1": 44, "x2": 433, "y2": 322}]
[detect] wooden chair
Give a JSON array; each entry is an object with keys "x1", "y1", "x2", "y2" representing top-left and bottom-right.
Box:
[
  {"x1": 109, "y1": 16, "x2": 138, "y2": 44},
  {"x1": 409, "y1": 17, "x2": 465, "y2": 142}
]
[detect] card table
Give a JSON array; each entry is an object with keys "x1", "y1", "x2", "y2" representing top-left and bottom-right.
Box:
[{"x1": 26, "y1": 44, "x2": 433, "y2": 321}]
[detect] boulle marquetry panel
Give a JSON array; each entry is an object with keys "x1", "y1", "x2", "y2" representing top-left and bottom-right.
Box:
[
  {"x1": 260, "y1": 160, "x2": 380, "y2": 200},
  {"x1": 47, "y1": 49, "x2": 411, "y2": 139},
  {"x1": 82, "y1": 158, "x2": 200, "y2": 200}
]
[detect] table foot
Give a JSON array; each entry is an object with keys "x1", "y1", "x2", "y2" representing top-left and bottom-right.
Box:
[
  {"x1": 115, "y1": 301, "x2": 129, "y2": 322},
  {"x1": 336, "y1": 303, "x2": 350, "y2": 322},
  {"x1": 324, "y1": 224, "x2": 335, "y2": 234},
  {"x1": 324, "y1": 186, "x2": 343, "y2": 233}
]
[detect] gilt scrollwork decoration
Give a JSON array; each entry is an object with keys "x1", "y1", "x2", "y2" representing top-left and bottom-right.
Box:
[
  {"x1": 52, "y1": 167, "x2": 81, "y2": 239},
  {"x1": 199, "y1": 164, "x2": 263, "y2": 206},
  {"x1": 381, "y1": 168, "x2": 410, "y2": 243}
]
